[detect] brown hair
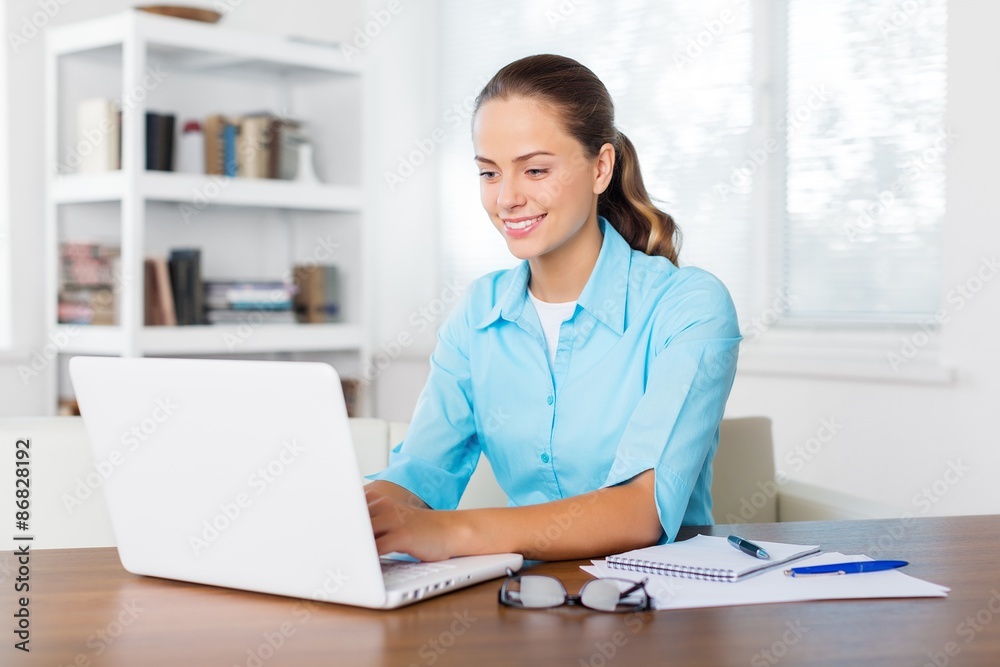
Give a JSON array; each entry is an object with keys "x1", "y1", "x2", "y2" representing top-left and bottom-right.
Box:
[{"x1": 473, "y1": 54, "x2": 680, "y2": 265}]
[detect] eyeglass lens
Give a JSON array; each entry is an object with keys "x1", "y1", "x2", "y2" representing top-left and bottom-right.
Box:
[{"x1": 507, "y1": 575, "x2": 648, "y2": 612}]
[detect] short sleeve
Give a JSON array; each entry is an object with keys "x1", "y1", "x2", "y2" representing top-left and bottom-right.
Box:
[
  {"x1": 364, "y1": 295, "x2": 481, "y2": 509},
  {"x1": 602, "y1": 271, "x2": 741, "y2": 542}
]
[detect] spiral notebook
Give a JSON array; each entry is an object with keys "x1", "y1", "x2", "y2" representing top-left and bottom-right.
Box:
[{"x1": 606, "y1": 535, "x2": 820, "y2": 582}]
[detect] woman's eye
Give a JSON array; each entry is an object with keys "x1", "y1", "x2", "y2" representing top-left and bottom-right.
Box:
[
  {"x1": 479, "y1": 171, "x2": 498, "y2": 179},
  {"x1": 527, "y1": 169, "x2": 548, "y2": 176}
]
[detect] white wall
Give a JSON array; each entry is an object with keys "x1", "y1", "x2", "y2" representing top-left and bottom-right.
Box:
[{"x1": 0, "y1": 0, "x2": 362, "y2": 414}]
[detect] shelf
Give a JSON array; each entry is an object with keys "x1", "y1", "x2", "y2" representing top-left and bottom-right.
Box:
[
  {"x1": 52, "y1": 171, "x2": 362, "y2": 212},
  {"x1": 46, "y1": 11, "x2": 360, "y2": 77},
  {"x1": 56, "y1": 323, "x2": 365, "y2": 356}
]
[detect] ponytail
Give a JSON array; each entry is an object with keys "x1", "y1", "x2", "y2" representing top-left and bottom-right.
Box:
[
  {"x1": 600, "y1": 131, "x2": 681, "y2": 265},
  {"x1": 474, "y1": 54, "x2": 681, "y2": 265}
]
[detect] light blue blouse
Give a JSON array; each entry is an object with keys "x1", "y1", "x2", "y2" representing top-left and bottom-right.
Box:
[{"x1": 367, "y1": 216, "x2": 741, "y2": 542}]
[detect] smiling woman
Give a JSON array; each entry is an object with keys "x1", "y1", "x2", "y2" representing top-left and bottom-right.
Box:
[{"x1": 365, "y1": 54, "x2": 741, "y2": 562}]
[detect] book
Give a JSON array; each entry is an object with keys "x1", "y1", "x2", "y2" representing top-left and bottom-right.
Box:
[
  {"x1": 75, "y1": 98, "x2": 120, "y2": 173},
  {"x1": 237, "y1": 114, "x2": 274, "y2": 179},
  {"x1": 168, "y1": 248, "x2": 204, "y2": 325},
  {"x1": 144, "y1": 257, "x2": 177, "y2": 326},
  {"x1": 203, "y1": 114, "x2": 228, "y2": 175},
  {"x1": 606, "y1": 534, "x2": 820, "y2": 582},
  {"x1": 223, "y1": 123, "x2": 238, "y2": 177},
  {"x1": 145, "y1": 112, "x2": 175, "y2": 171}
]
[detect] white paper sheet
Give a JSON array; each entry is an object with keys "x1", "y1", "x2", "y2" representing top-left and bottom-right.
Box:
[{"x1": 581, "y1": 552, "x2": 949, "y2": 610}]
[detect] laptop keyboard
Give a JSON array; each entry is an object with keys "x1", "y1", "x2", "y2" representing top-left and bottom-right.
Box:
[{"x1": 380, "y1": 559, "x2": 456, "y2": 587}]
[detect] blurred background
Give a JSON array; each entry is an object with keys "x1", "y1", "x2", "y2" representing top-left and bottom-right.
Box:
[{"x1": 1, "y1": 1, "x2": 997, "y2": 519}]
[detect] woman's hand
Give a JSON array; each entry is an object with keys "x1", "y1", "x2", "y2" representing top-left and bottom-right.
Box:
[
  {"x1": 365, "y1": 485, "x2": 471, "y2": 562},
  {"x1": 365, "y1": 471, "x2": 661, "y2": 562}
]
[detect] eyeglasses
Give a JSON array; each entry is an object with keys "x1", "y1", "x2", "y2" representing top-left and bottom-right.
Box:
[{"x1": 498, "y1": 568, "x2": 652, "y2": 613}]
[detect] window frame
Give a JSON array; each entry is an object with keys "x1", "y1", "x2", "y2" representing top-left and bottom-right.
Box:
[{"x1": 737, "y1": 0, "x2": 952, "y2": 384}]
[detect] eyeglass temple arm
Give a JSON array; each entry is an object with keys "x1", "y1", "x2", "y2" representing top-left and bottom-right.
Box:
[{"x1": 619, "y1": 579, "x2": 649, "y2": 596}]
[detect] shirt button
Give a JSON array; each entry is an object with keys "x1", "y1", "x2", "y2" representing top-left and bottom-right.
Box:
[
  {"x1": 541, "y1": 452, "x2": 550, "y2": 463},
  {"x1": 546, "y1": 395, "x2": 554, "y2": 405}
]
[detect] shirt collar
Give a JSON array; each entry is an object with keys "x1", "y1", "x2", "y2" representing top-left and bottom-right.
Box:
[{"x1": 474, "y1": 216, "x2": 631, "y2": 335}]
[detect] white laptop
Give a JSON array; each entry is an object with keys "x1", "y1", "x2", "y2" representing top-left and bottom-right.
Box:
[{"x1": 69, "y1": 355, "x2": 522, "y2": 609}]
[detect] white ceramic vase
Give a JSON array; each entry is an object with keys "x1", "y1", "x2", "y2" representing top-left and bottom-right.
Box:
[{"x1": 295, "y1": 142, "x2": 320, "y2": 184}]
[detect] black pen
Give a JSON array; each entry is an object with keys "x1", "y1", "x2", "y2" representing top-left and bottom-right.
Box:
[{"x1": 728, "y1": 534, "x2": 770, "y2": 560}]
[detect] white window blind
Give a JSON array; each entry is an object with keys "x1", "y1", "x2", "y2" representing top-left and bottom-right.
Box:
[
  {"x1": 436, "y1": 0, "x2": 947, "y2": 326},
  {"x1": 779, "y1": 0, "x2": 947, "y2": 322}
]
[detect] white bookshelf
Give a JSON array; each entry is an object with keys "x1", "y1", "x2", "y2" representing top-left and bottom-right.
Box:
[{"x1": 44, "y1": 10, "x2": 371, "y2": 413}]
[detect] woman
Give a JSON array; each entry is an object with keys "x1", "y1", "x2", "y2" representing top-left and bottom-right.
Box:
[{"x1": 366, "y1": 54, "x2": 740, "y2": 562}]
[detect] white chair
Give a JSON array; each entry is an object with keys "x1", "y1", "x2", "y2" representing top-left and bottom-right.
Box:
[{"x1": 711, "y1": 417, "x2": 778, "y2": 524}]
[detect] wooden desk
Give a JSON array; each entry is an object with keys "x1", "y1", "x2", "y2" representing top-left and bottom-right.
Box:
[{"x1": 3, "y1": 516, "x2": 999, "y2": 666}]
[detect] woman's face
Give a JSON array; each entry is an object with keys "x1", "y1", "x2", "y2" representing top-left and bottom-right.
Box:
[{"x1": 472, "y1": 97, "x2": 612, "y2": 261}]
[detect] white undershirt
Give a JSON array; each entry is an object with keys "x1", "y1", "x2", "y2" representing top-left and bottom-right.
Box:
[{"x1": 528, "y1": 288, "x2": 578, "y2": 365}]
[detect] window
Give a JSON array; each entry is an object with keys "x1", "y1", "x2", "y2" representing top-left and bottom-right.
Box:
[{"x1": 435, "y1": 0, "x2": 947, "y2": 329}]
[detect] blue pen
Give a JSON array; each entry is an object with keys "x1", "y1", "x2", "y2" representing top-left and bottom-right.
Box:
[
  {"x1": 784, "y1": 560, "x2": 909, "y2": 577},
  {"x1": 727, "y1": 535, "x2": 770, "y2": 560}
]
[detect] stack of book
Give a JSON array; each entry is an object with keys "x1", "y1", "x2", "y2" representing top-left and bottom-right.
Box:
[
  {"x1": 58, "y1": 242, "x2": 120, "y2": 324},
  {"x1": 204, "y1": 112, "x2": 305, "y2": 179},
  {"x1": 204, "y1": 280, "x2": 298, "y2": 324}
]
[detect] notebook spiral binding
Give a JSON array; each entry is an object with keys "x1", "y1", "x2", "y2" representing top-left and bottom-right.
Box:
[{"x1": 607, "y1": 556, "x2": 739, "y2": 582}]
